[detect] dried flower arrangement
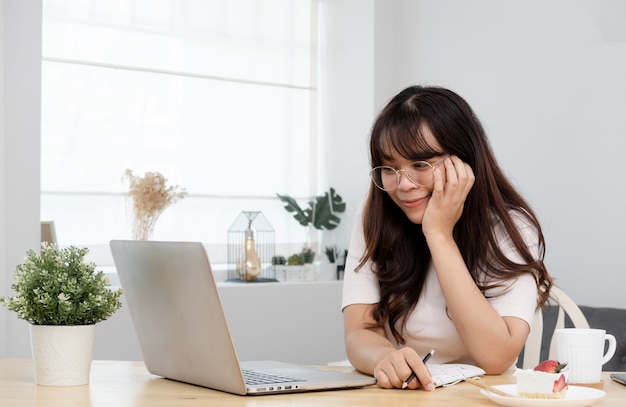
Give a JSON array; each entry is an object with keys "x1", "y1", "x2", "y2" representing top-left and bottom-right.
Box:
[{"x1": 124, "y1": 169, "x2": 187, "y2": 240}]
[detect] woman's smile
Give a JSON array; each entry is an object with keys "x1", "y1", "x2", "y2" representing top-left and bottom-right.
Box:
[{"x1": 399, "y1": 195, "x2": 429, "y2": 209}]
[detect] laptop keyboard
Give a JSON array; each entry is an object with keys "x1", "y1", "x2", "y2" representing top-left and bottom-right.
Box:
[{"x1": 242, "y1": 369, "x2": 305, "y2": 385}]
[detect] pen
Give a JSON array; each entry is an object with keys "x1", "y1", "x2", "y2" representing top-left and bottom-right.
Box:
[{"x1": 402, "y1": 349, "x2": 435, "y2": 389}]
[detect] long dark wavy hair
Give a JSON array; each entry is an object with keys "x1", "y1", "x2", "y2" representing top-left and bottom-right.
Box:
[{"x1": 359, "y1": 85, "x2": 552, "y2": 344}]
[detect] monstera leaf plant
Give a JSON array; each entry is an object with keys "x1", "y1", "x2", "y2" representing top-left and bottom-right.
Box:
[
  {"x1": 276, "y1": 188, "x2": 347, "y2": 268},
  {"x1": 276, "y1": 187, "x2": 346, "y2": 231}
]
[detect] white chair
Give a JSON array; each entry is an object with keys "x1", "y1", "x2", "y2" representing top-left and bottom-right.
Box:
[{"x1": 522, "y1": 285, "x2": 589, "y2": 369}]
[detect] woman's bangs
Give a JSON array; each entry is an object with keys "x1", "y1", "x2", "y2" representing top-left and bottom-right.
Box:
[{"x1": 373, "y1": 124, "x2": 441, "y2": 164}]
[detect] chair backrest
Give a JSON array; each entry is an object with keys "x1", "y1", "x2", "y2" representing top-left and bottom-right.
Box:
[{"x1": 522, "y1": 285, "x2": 589, "y2": 369}]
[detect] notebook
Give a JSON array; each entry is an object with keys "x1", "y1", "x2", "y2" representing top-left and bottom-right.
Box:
[
  {"x1": 109, "y1": 240, "x2": 376, "y2": 395},
  {"x1": 428, "y1": 364, "x2": 485, "y2": 387}
]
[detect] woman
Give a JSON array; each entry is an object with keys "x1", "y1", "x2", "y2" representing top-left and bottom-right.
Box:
[{"x1": 342, "y1": 85, "x2": 553, "y2": 390}]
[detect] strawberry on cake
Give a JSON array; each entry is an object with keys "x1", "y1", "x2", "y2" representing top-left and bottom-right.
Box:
[{"x1": 515, "y1": 360, "x2": 568, "y2": 399}]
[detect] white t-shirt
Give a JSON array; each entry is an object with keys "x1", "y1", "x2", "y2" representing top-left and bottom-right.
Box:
[{"x1": 341, "y1": 204, "x2": 540, "y2": 365}]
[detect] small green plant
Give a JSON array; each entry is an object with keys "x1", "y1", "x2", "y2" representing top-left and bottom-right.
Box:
[
  {"x1": 283, "y1": 248, "x2": 316, "y2": 265},
  {"x1": 287, "y1": 254, "x2": 304, "y2": 266},
  {"x1": 271, "y1": 255, "x2": 286, "y2": 265},
  {"x1": 0, "y1": 243, "x2": 123, "y2": 325},
  {"x1": 324, "y1": 245, "x2": 340, "y2": 263},
  {"x1": 301, "y1": 247, "x2": 315, "y2": 264}
]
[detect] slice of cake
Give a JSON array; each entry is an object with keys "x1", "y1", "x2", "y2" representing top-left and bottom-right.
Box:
[{"x1": 515, "y1": 360, "x2": 568, "y2": 399}]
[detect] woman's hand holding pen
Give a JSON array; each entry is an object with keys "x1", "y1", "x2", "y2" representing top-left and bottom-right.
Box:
[
  {"x1": 372, "y1": 347, "x2": 435, "y2": 390},
  {"x1": 402, "y1": 349, "x2": 434, "y2": 389}
]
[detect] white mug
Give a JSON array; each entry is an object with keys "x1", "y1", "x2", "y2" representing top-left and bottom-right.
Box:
[{"x1": 554, "y1": 328, "x2": 617, "y2": 384}]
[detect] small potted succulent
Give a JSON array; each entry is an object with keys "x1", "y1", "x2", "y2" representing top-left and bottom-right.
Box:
[
  {"x1": 272, "y1": 248, "x2": 317, "y2": 282},
  {"x1": 0, "y1": 243, "x2": 123, "y2": 386},
  {"x1": 324, "y1": 245, "x2": 341, "y2": 264},
  {"x1": 323, "y1": 245, "x2": 348, "y2": 280}
]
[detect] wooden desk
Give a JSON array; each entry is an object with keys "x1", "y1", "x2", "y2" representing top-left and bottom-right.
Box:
[{"x1": 1, "y1": 359, "x2": 625, "y2": 406}]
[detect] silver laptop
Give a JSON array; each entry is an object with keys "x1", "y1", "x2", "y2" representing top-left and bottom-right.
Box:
[{"x1": 109, "y1": 240, "x2": 375, "y2": 395}]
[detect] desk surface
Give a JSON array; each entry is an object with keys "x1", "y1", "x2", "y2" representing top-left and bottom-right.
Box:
[{"x1": 1, "y1": 359, "x2": 625, "y2": 406}]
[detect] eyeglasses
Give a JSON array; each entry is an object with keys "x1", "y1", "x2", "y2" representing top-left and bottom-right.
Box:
[{"x1": 370, "y1": 155, "x2": 449, "y2": 191}]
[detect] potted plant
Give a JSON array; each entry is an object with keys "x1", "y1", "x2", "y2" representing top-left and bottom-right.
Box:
[
  {"x1": 276, "y1": 187, "x2": 346, "y2": 231},
  {"x1": 0, "y1": 243, "x2": 123, "y2": 386},
  {"x1": 272, "y1": 249, "x2": 317, "y2": 282},
  {"x1": 276, "y1": 188, "x2": 346, "y2": 281},
  {"x1": 323, "y1": 245, "x2": 348, "y2": 280},
  {"x1": 276, "y1": 187, "x2": 346, "y2": 257},
  {"x1": 324, "y1": 245, "x2": 341, "y2": 264}
]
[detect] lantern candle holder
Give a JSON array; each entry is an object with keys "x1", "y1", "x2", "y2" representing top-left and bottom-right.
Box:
[{"x1": 227, "y1": 211, "x2": 276, "y2": 282}]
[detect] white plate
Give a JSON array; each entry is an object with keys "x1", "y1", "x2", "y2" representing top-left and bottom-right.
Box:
[{"x1": 479, "y1": 385, "x2": 606, "y2": 407}]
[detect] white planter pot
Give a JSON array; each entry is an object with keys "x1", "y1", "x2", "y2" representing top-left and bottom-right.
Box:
[
  {"x1": 274, "y1": 264, "x2": 315, "y2": 282},
  {"x1": 30, "y1": 324, "x2": 96, "y2": 386}
]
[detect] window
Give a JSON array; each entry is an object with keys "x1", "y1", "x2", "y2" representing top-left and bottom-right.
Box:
[{"x1": 40, "y1": 0, "x2": 319, "y2": 267}]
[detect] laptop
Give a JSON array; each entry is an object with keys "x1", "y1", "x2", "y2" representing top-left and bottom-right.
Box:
[{"x1": 109, "y1": 240, "x2": 376, "y2": 395}]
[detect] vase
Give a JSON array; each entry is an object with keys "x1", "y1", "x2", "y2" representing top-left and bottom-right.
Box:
[
  {"x1": 30, "y1": 324, "x2": 96, "y2": 386},
  {"x1": 316, "y1": 261, "x2": 337, "y2": 281}
]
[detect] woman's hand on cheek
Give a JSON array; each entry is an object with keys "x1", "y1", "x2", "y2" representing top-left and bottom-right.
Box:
[{"x1": 422, "y1": 156, "x2": 475, "y2": 238}]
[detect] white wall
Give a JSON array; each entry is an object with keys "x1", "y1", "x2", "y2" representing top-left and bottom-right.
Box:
[
  {"x1": 0, "y1": 0, "x2": 5, "y2": 358},
  {"x1": 318, "y1": 0, "x2": 376, "y2": 248},
  {"x1": 1, "y1": 0, "x2": 43, "y2": 358}
]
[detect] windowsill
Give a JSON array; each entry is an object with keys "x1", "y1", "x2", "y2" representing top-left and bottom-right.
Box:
[
  {"x1": 216, "y1": 279, "x2": 342, "y2": 287},
  {"x1": 102, "y1": 265, "x2": 343, "y2": 288}
]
